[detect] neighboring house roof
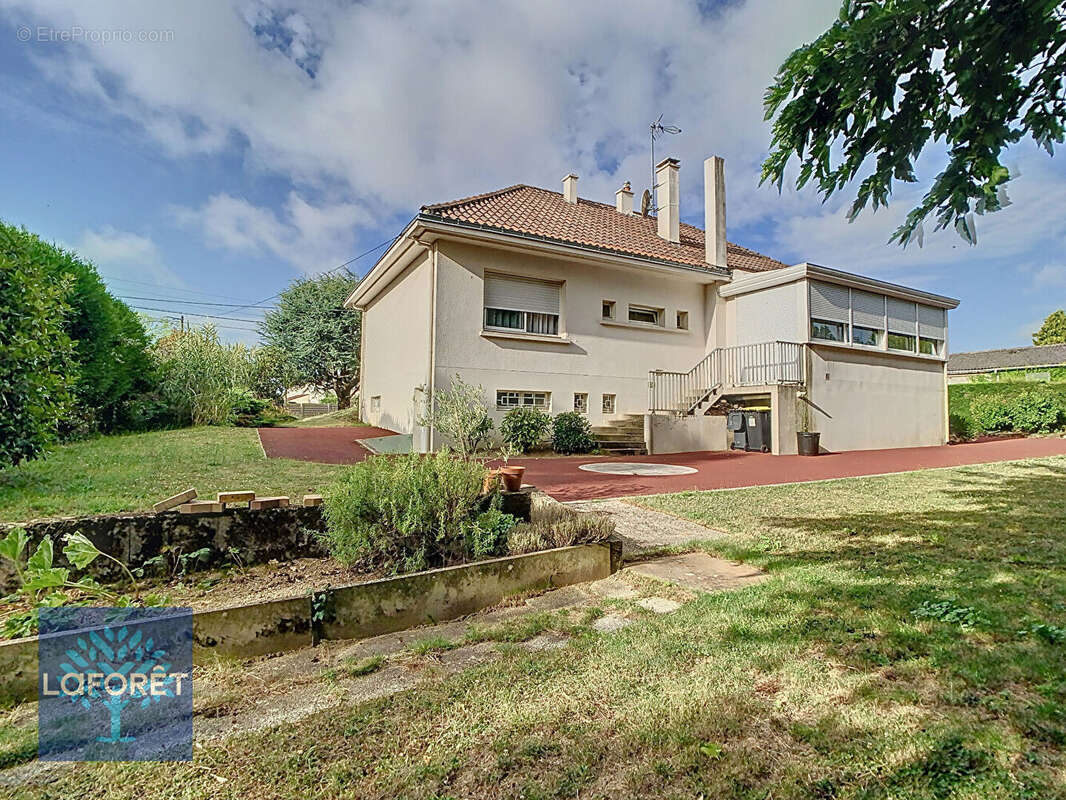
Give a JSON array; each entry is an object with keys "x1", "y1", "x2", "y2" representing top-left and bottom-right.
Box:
[
  {"x1": 947, "y1": 343, "x2": 1066, "y2": 374},
  {"x1": 419, "y1": 184, "x2": 790, "y2": 273}
]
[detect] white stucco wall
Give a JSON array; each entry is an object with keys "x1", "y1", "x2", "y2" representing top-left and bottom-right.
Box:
[
  {"x1": 725, "y1": 280, "x2": 804, "y2": 347},
  {"x1": 646, "y1": 413, "x2": 727, "y2": 454},
  {"x1": 431, "y1": 240, "x2": 713, "y2": 431},
  {"x1": 806, "y1": 345, "x2": 947, "y2": 451},
  {"x1": 359, "y1": 251, "x2": 432, "y2": 434}
]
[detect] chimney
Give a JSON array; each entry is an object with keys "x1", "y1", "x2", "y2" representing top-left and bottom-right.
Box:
[
  {"x1": 615, "y1": 181, "x2": 633, "y2": 215},
  {"x1": 562, "y1": 173, "x2": 578, "y2": 204},
  {"x1": 655, "y1": 158, "x2": 680, "y2": 243},
  {"x1": 704, "y1": 156, "x2": 727, "y2": 268}
]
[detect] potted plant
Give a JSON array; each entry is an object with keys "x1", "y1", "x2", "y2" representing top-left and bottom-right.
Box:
[
  {"x1": 796, "y1": 393, "x2": 820, "y2": 456},
  {"x1": 497, "y1": 442, "x2": 526, "y2": 492}
]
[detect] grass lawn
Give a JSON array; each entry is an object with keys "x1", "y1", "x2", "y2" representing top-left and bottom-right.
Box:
[
  {"x1": 0, "y1": 427, "x2": 344, "y2": 522},
  {"x1": 9, "y1": 456, "x2": 1065, "y2": 798},
  {"x1": 289, "y1": 407, "x2": 367, "y2": 427}
]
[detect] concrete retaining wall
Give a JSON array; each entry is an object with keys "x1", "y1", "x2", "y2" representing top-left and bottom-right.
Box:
[
  {"x1": 646, "y1": 413, "x2": 727, "y2": 455},
  {"x1": 1, "y1": 540, "x2": 618, "y2": 703}
]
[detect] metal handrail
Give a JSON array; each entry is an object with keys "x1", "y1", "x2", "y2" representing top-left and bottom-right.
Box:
[{"x1": 649, "y1": 341, "x2": 804, "y2": 413}]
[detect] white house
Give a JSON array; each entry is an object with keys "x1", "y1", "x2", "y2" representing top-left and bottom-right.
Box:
[{"x1": 346, "y1": 156, "x2": 959, "y2": 455}]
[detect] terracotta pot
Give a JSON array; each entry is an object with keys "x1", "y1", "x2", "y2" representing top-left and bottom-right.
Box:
[
  {"x1": 482, "y1": 469, "x2": 501, "y2": 494},
  {"x1": 500, "y1": 465, "x2": 525, "y2": 492}
]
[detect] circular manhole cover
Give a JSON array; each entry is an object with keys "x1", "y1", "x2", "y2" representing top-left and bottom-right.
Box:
[{"x1": 578, "y1": 462, "x2": 698, "y2": 476}]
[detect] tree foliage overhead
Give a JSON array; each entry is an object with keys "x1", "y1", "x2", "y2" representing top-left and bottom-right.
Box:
[
  {"x1": 1033, "y1": 309, "x2": 1066, "y2": 345},
  {"x1": 260, "y1": 274, "x2": 361, "y2": 409},
  {"x1": 762, "y1": 0, "x2": 1066, "y2": 246},
  {"x1": 0, "y1": 225, "x2": 74, "y2": 467}
]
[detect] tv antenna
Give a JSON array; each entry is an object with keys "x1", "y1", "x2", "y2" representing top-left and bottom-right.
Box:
[{"x1": 649, "y1": 114, "x2": 681, "y2": 208}]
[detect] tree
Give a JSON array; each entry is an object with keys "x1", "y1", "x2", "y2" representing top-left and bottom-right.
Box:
[
  {"x1": 762, "y1": 1, "x2": 1066, "y2": 246},
  {"x1": 248, "y1": 346, "x2": 298, "y2": 406},
  {"x1": 416, "y1": 375, "x2": 494, "y2": 457},
  {"x1": 0, "y1": 224, "x2": 74, "y2": 467},
  {"x1": 260, "y1": 274, "x2": 361, "y2": 409},
  {"x1": 1033, "y1": 309, "x2": 1066, "y2": 345}
]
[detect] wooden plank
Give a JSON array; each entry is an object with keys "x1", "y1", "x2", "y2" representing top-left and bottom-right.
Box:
[
  {"x1": 177, "y1": 501, "x2": 224, "y2": 514},
  {"x1": 249, "y1": 496, "x2": 290, "y2": 511},
  {"x1": 217, "y1": 491, "x2": 256, "y2": 504},
  {"x1": 302, "y1": 494, "x2": 323, "y2": 507},
  {"x1": 153, "y1": 488, "x2": 197, "y2": 513}
]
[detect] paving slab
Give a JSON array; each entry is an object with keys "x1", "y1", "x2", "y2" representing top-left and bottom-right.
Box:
[
  {"x1": 636, "y1": 597, "x2": 683, "y2": 614},
  {"x1": 568, "y1": 498, "x2": 723, "y2": 555},
  {"x1": 626, "y1": 552, "x2": 767, "y2": 594},
  {"x1": 592, "y1": 615, "x2": 632, "y2": 634}
]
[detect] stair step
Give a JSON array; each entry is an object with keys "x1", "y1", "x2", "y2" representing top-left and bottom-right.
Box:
[
  {"x1": 599, "y1": 446, "x2": 648, "y2": 455},
  {"x1": 593, "y1": 432, "x2": 646, "y2": 442}
]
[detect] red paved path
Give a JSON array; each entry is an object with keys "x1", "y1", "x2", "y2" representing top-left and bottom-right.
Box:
[
  {"x1": 257, "y1": 425, "x2": 397, "y2": 464},
  {"x1": 521, "y1": 436, "x2": 1066, "y2": 500}
]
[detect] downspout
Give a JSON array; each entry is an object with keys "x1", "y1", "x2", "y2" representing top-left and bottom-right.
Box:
[{"x1": 427, "y1": 242, "x2": 439, "y2": 452}]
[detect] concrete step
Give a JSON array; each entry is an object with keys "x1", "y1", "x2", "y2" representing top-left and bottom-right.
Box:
[
  {"x1": 598, "y1": 446, "x2": 648, "y2": 456},
  {"x1": 592, "y1": 423, "x2": 645, "y2": 434},
  {"x1": 592, "y1": 431, "x2": 646, "y2": 441}
]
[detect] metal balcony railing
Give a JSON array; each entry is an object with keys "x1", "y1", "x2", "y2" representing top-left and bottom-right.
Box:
[{"x1": 649, "y1": 341, "x2": 805, "y2": 414}]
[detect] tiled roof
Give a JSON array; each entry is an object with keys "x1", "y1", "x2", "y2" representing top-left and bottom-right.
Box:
[
  {"x1": 948, "y1": 343, "x2": 1066, "y2": 373},
  {"x1": 420, "y1": 185, "x2": 789, "y2": 273}
]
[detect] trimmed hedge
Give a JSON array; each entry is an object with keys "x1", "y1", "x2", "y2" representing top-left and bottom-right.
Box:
[{"x1": 949, "y1": 383, "x2": 1066, "y2": 438}]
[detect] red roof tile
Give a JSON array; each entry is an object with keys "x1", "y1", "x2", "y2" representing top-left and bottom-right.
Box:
[{"x1": 420, "y1": 184, "x2": 789, "y2": 273}]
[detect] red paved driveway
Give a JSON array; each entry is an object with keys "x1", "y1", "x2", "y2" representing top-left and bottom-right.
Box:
[
  {"x1": 514, "y1": 436, "x2": 1066, "y2": 501},
  {"x1": 257, "y1": 425, "x2": 398, "y2": 464}
]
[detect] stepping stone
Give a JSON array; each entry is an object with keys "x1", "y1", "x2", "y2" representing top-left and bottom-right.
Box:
[
  {"x1": 592, "y1": 615, "x2": 631, "y2": 634},
  {"x1": 636, "y1": 597, "x2": 682, "y2": 614},
  {"x1": 521, "y1": 633, "x2": 569, "y2": 652},
  {"x1": 626, "y1": 552, "x2": 767, "y2": 594},
  {"x1": 586, "y1": 574, "x2": 639, "y2": 600}
]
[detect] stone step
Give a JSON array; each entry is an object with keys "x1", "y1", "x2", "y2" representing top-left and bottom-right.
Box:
[
  {"x1": 595, "y1": 439, "x2": 647, "y2": 449},
  {"x1": 598, "y1": 446, "x2": 648, "y2": 456},
  {"x1": 592, "y1": 423, "x2": 645, "y2": 434},
  {"x1": 592, "y1": 431, "x2": 647, "y2": 441}
]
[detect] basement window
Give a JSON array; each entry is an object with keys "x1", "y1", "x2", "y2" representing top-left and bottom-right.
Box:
[
  {"x1": 574, "y1": 392, "x2": 588, "y2": 413},
  {"x1": 628, "y1": 305, "x2": 663, "y2": 326},
  {"x1": 601, "y1": 393, "x2": 616, "y2": 414},
  {"x1": 497, "y1": 390, "x2": 550, "y2": 410}
]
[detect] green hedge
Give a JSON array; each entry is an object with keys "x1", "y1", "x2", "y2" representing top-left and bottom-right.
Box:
[{"x1": 949, "y1": 383, "x2": 1066, "y2": 438}]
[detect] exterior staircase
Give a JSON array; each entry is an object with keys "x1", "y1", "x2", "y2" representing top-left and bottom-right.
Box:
[{"x1": 592, "y1": 414, "x2": 647, "y2": 455}]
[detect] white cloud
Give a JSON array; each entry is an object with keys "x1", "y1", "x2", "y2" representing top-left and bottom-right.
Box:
[
  {"x1": 4, "y1": 0, "x2": 1062, "y2": 291},
  {"x1": 173, "y1": 191, "x2": 373, "y2": 274},
  {"x1": 70, "y1": 226, "x2": 184, "y2": 288}
]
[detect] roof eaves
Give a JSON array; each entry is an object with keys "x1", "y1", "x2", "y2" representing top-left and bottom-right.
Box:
[{"x1": 415, "y1": 212, "x2": 730, "y2": 278}]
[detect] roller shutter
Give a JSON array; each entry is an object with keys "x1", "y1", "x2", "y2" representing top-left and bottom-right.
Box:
[
  {"x1": 809, "y1": 281, "x2": 850, "y2": 322},
  {"x1": 851, "y1": 290, "x2": 886, "y2": 328},
  {"x1": 917, "y1": 305, "x2": 946, "y2": 338},
  {"x1": 887, "y1": 297, "x2": 917, "y2": 334},
  {"x1": 484, "y1": 274, "x2": 560, "y2": 315}
]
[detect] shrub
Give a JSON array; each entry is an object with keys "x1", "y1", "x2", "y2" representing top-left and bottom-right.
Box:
[
  {"x1": 0, "y1": 224, "x2": 75, "y2": 467},
  {"x1": 321, "y1": 451, "x2": 492, "y2": 572},
  {"x1": 500, "y1": 406, "x2": 552, "y2": 453},
  {"x1": 153, "y1": 324, "x2": 252, "y2": 426},
  {"x1": 967, "y1": 387, "x2": 1066, "y2": 435},
  {"x1": 507, "y1": 505, "x2": 614, "y2": 555},
  {"x1": 551, "y1": 411, "x2": 596, "y2": 454},
  {"x1": 417, "y1": 375, "x2": 494, "y2": 456},
  {"x1": 465, "y1": 508, "x2": 517, "y2": 560},
  {"x1": 1008, "y1": 389, "x2": 1065, "y2": 433},
  {"x1": 228, "y1": 389, "x2": 295, "y2": 427},
  {"x1": 969, "y1": 393, "x2": 1013, "y2": 433}
]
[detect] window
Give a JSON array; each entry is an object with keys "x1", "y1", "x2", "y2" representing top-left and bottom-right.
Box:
[
  {"x1": 852, "y1": 326, "x2": 882, "y2": 347},
  {"x1": 602, "y1": 300, "x2": 616, "y2": 320},
  {"x1": 601, "y1": 393, "x2": 616, "y2": 414},
  {"x1": 628, "y1": 305, "x2": 662, "y2": 326},
  {"x1": 496, "y1": 390, "x2": 550, "y2": 410},
  {"x1": 887, "y1": 332, "x2": 916, "y2": 352},
  {"x1": 676, "y1": 310, "x2": 689, "y2": 330},
  {"x1": 811, "y1": 319, "x2": 846, "y2": 342},
  {"x1": 919, "y1": 338, "x2": 943, "y2": 356},
  {"x1": 573, "y1": 392, "x2": 588, "y2": 413},
  {"x1": 484, "y1": 274, "x2": 561, "y2": 336}
]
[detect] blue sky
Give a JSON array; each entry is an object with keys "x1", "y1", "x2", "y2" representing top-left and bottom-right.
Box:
[{"x1": 1, "y1": 0, "x2": 1064, "y2": 351}]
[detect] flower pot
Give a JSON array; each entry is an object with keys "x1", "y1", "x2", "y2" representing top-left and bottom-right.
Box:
[
  {"x1": 796, "y1": 431, "x2": 821, "y2": 456},
  {"x1": 500, "y1": 466, "x2": 525, "y2": 492},
  {"x1": 482, "y1": 469, "x2": 502, "y2": 494}
]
